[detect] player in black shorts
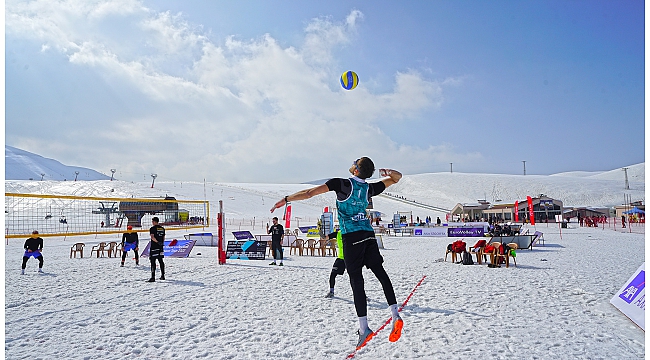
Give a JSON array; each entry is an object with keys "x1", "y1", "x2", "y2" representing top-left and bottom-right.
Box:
[
  {"x1": 270, "y1": 157, "x2": 404, "y2": 349},
  {"x1": 148, "y1": 217, "x2": 165, "y2": 282},
  {"x1": 22, "y1": 230, "x2": 44, "y2": 274}
]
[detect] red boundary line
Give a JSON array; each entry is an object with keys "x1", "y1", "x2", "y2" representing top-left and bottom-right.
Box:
[{"x1": 345, "y1": 275, "x2": 427, "y2": 359}]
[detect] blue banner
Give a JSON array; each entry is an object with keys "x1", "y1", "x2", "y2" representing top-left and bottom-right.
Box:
[{"x1": 226, "y1": 240, "x2": 267, "y2": 260}]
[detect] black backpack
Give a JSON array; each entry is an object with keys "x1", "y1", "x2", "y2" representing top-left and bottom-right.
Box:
[{"x1": 461, "y1": 251, "x2": 474, "y2": 265}]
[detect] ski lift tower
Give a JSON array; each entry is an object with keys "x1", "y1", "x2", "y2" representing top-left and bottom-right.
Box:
[{"x1": 92, "y1": 201, "x2": 120, "y2": 228}]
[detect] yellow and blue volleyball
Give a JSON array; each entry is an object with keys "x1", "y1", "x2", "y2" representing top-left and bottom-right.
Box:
[{"x1": 340, "y1": 71, "x2": 359, "y2": 90}]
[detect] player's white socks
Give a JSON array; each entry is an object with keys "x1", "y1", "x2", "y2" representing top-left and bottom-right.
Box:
[
  {"x1": 389, "y1": 304, "x2": 400, "y2": 320},
  {"x1": 358, "y1": 316, "x2": 369, "y2": 331}
]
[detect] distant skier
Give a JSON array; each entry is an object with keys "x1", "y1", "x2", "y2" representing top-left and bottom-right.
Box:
[
  {"x1": 121, "y1": 225, "x2": 139, "y2": 267},
  {"x1": 22, "y1": 230, "x2": 44, "y2": 274},
  {"x1": 270, "y1": 157, "x2": 404, "y2": 349}
]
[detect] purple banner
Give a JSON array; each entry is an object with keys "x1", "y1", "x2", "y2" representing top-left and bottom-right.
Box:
[
  {"x1": 448, "y1": 227, "x2": 485, "y2": 237},
  {"x1": 141, "y1": 240, "x2": 196, "y2": 258},
  {"x1": 232, "y1": 231, "x2": 254, "y2": 240}
]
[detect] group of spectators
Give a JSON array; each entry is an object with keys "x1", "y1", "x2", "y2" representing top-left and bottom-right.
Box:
[
  {"x1": 578, "y1": 215, "x2": 607, "y2": 227},
  {"x1": 487, "y1": 223, "x2": 518, "y2": 237}
]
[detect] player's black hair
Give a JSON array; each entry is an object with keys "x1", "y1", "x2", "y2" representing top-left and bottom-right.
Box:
[{"x1": 357, "y1": 157, "x2": 375, "y2": 179}]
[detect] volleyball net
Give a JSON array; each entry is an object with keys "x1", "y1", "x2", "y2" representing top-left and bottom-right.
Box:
[{"x1": 5, "y1": 193, "x2": 209, "y2": 239}]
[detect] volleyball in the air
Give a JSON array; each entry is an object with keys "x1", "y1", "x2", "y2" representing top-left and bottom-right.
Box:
[{"x1": 340, "y1": 71, "x2": 359, "y2": 90}]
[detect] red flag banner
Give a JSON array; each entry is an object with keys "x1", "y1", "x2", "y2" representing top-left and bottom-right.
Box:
[
  {"x1": 285, "y1": 205, "x2": 292, "y2": 229},
  {"x1": 527, "y1": 196, "x2": 535, "y2": 225},
  {"x1": 514, "y1": 201, "x2": 519, "y2": 222}
]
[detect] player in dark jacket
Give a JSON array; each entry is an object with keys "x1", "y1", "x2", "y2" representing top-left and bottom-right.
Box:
[
  {"x1": 267, "y1": 217, "x2": 284, "y2": 266},
  {"x1": 148, "y1": 217, "x2": 165, "y2": 282},
  {"x1": 22, "y1": 230, "x2": 44, "y2": 274},
  {"x1": 121, "y1": 225, "x2": 140, "y2": 267}
]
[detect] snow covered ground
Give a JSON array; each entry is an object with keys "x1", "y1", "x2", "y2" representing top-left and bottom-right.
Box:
[
  {"x1": 4, "y1": 171, "x2": 646, "y2": 359},
  {"x1": 5, "y1": 221, "x2": 645, "y2": 359}
]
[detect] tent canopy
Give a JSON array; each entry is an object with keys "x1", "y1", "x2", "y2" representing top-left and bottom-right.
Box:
[{"x1": 623, "y1": 207, "x2": 645, "y2": 215}]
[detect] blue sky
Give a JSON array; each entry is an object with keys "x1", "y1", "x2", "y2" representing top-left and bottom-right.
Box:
[{"x1": 5, "y1": 0, "x2": 645, "y2": 183}]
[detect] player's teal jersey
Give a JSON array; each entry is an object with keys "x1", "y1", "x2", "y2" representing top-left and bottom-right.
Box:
[{"x1": 337, "y1": 178, "x2": 374, "y2": 234}]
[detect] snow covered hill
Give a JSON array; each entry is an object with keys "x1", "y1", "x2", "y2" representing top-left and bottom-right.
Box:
[{"x1": 5, "y1": 145, "x2": 110, "y2": 181}]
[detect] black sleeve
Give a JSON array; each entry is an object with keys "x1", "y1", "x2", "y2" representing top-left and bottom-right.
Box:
[
  {"x1": 279, "y1": 225, "x2": 284, "y2": 234},
  {"x1": 38, "y1": 238, "x2": 43, "y2": 250},
  {"x1": 122, "y1": 233, "x2": 127, "y2": 244},
  {"x1": 326, "y1": 178, "x2": 352, "y2": 201},
  {"x1": 327, "y1": 230, "x2": 338, "y2": 239},
  {"x1": 368, "y1": 181, "x2": 387, "y2": 197},
  {"x1": 24, "y1": 239, "x2": 28, "y2": 250}
]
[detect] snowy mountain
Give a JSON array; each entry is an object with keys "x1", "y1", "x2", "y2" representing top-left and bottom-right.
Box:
[{"x1": 5, "y1": 145, "x2": 110, "y2": 181}]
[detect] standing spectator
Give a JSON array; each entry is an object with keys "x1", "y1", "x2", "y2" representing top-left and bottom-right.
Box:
[
  {"x1": 267, "y1": 217, "x2": 284, "y2": 266},
  {"x1": 436, "y1": 217, "x2": 441, "y2": 226},
  {"x1": 22, "y1": 230, "x2": 44, "y2": 274},
  {"x1": 270, "y1": 157, "x2": 404, "y2": 349},
  {"x1": 121, "y1": 225, "x2": 139, "y2": 267},
  {"x1": 621, "y1": 215, "x2": 626, "y2": 228},
  {"x1": 148, "y1": 217, "x2": 166, "y2": 282}
]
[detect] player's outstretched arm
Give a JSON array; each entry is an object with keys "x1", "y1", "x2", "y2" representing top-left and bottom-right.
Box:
[
  {"x1": 379, "y1": 169, "x2": 402, "y2": 188},
  {"x1": 270, "y1": 184, "x2": 330, "y2": 213}
]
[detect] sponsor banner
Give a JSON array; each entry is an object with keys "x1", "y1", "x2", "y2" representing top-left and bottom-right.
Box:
[
  {"x1": 527, "y1": 196, "x2": 535, "y2": 225},
  {"x1": 448, "y1": 227, "x2": 485, "y2": 237},
  {"x1": 413, "y1": 227, "x2": 447, "y2": 237},
  {"x1": 285, "y1": 205, "x2": 292, "y2": 228},
  {"x1": 226, "y1": 240, "x2": 267, "y2": 260},
  {"x1": 610, "y1": 263, "x2": 645, "y2": 330},
  {"x1": 232, "y1": 231, "x2": 254, "y2": 240},
  {"x1": 307, "y1": 228, "x2": 320, "y2": 238},
  {"x1": 298, "y1": 226, "x2": 314, "y2": 233},
  {"x1": 515, "y1": 201, "x2": 519, "y2": 222},
  {"x1": 141, "y1": 240, "x2": 196, "y2": 258},
  {"x1": 539, "y1": 199, "x2": 553, "y2": 208}
]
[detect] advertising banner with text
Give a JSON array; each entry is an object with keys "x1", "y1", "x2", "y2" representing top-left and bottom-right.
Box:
[
  {"x1": 413, "y1": 227, "x2": 448, "y2": 237},
  {"x1": 226, "y1": 240, "x2": 267, "y2": 260},
  {"x1": 448, "y1": 227, "x2": 485, "y2": 237},
  {"x1": 610, "y1": 262, "x2": 645, "y2": 330}
]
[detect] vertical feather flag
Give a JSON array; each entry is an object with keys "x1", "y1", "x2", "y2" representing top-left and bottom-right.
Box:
[
  {"x1": 514, "y1": 201, "x2": 519, "y2": 222},
  {"x1": 527, "y1": 196, "x2": 535, "y2": 225}
]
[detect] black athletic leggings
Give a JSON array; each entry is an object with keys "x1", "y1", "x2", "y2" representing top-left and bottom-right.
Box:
[
  {"x1": 22, "y1": 255, "x2": 44, "y2": 269},
  {"x1": 122, "y1": 249, "x2": 139, "y2": 263},
  {"x1": 150, "y1": 256, "x2": 165, "y2": 277},
  {"x1": 348, "y1": 265, "x2": 397, "y2": 317}
]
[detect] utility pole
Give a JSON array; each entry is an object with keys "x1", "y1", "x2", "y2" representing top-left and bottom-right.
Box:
[
  {"x1": 151, "y1": 174, "x2": 157, "y2": 188},
  {"x1": 450, "y1": 163, "x2": 453, "y2": 173},
  {"x1": 522, "y1": 161, "x2": 527, "y2": 176},
  {"x1": 110, "y1": 169, "x2": 116, "y2": 181},
  {"x1": 622, "y1": 167, "x2": 630, "y2": 190}
]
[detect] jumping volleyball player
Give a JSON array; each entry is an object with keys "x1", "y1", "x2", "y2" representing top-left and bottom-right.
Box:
[{"x1": 270, "y1": 157, "x2": 403, "y2": 349}]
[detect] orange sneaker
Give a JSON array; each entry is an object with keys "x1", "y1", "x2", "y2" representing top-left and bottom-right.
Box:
[
  {"x1": 388, "y1": 317, "x2": 403, "y2": 342},
  {"x1": 356, "y1": 328, "x2": 374, "y2": 350}
]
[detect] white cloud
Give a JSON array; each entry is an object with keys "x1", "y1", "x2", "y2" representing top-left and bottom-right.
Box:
[{"x1": 6, "y1": 1, "x2": 476, "y2": 182}]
